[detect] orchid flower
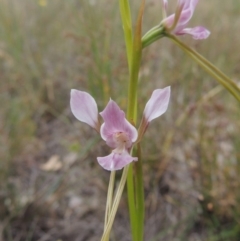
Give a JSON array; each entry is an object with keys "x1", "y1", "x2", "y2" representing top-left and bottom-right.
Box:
[
  {"x1": 161, "y1": 0, "x2": 210, "y2": 39},
  {"x1": 70, "y1": 87, "x2": 170, "y2": 171}
]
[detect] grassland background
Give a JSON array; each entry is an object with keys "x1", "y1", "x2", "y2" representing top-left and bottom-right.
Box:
[{"x1": 0, "y1": 0, "x2": 240, "y2": 240}]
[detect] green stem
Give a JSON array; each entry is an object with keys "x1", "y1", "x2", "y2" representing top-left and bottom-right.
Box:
[
  {"x1": 126, "y1": 164, "x2": 138, "y2": 241},
  {"x1": 118, "y1": 1, "x2": 146, "y2": 241},
  {"x1": 142, "y1": 26, "x2": 164, "y2": 48},
  {"x1": 126, "y1": 0, "x2": 144, "y2": 121},
  {"x1": 104, "y1": 171, "x2": 116, "y2": 230},
  {"x1": 119, "y1": 0, "x2": 139, "y2": 240},
  {"x1": 134, "y1": 144, "x2": 144, "y2": 241},
  {"x1": 119, "y1": 0, "x2": 133, "y2": 70},
  {"x1": 126, "y1": 1, "x2": 145, "y2": 240},
  {"x1": 103, "y1": 171, "x2": 116, "y2": 241},
  {"x1": 142, "y1": 25, "x2": 160, "y2": 39},
  {"x1": 166, "y1": 34, "x2": 240, "y2": 102}
]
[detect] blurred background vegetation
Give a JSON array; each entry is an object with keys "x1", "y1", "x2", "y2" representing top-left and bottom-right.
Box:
[{"x1": 0, "y1": 0, "x2": 239, "y2": 240}]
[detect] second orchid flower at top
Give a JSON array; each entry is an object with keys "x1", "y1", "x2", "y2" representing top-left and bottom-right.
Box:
[
  {"x1": 70, "y1": 87, "x2": 170, "y2": 171},
  {"x1": 142, "y1": 0, "x2": 210, "y2": 48},
  {"x1": 162, "y1": 0, "x2": 210, "y2": 39}
]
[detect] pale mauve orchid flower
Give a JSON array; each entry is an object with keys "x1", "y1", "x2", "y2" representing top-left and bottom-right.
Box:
[
  {"x1": 70, "y1": 87, "x2": 170, "y2": 171},
  {"x1": 161, "y1": 0, "x2": 210, "y2": 39}
]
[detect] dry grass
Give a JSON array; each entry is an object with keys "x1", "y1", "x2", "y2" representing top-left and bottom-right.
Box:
[{"x1": 0, "y1": 0, "x2": 239, "y2": 240}]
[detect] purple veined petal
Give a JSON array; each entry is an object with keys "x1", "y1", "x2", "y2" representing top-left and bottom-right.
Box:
[
  {"x1": 178, "y1": 0, "x2": 197, "y2": 8},
  {"x1": 163, "y1": 0, "x2": 199, "y2": 33},
  {"x1": 70, "y1": 89, "x2": 99, "y2": 130},
  {"x1": 162, "y1": 0, "x2": 168, "y2": 16},
  {"x1": 100, "y1": 99, "x2": 125, "y2": 133},
  {"x1": 99, "y1": 123, "x2": 116, "y2": 148},
  {"x1": 136, "y1": 87, "x2": 171, "y2": 143},
  {"x1": 162, "y1": 5, "x2": 190, "y2": 31},
  {"x1": 175, "y1": 0, "x2": 199, "y2": 29},
  {"x1": 143, "y1": 86, "x2": 171, "y2": 122},
  {"x1": 178, "y1": 0, "x2": 198, "y2": 11},
  {"x1": 162, "y1": 13, "x2": 175, "y2": 29},
  {"x1": 162, "y1": 0, "x2": 168, "y2": 20},
  {"x1": 190, "y1": 0, "x2": 199, "y2": 9},
  {"x1": 97, "y1": 150, "x2": 138, "y2": 171},
  {"x1": 175, "y1": 9, "x2": 193, "y2": 30},
  {"x1": 162, "y1": 0, "x2": 168, "y2": 8},
  {"x1": 123, "y1": 119, "x2": 138, "y2": 142},
  {"x1": 100, "y1": 100, "x2": 138, "y2": 143},
  {"x1": 179, "y1": 26, "x2": 210, "y2": 39}
]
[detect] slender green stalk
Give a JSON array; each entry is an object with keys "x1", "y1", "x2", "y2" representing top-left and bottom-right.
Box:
[
  {"x1": 127, "y1": 32, "x2": 142, "y2": 121},
  {"x1": 134, "y1": 144, "x2": 144, "y2": 241},
  {"x1": 142, "y1": 27, "x2": 164, "y2": 48},
  {"x1": 103, "y1": 171, "x2": 116, "y2": 241},
  {"x1": 104, "y1": 171, "x2": 116, "y2": 230},
  {"x1": 119, "y1": 2, "x2": 143, "y2": 241},
  {"x1": 119, "y1": 0, "x2": 133, "y2": 70},
  {"x1": 101, "y1": 166, "x2": 129, "y2": 241},
  {"x1": 126, "y1": 0, "x2": 144, "y2": 120},
  {"x1": 114, "y1": 1, "x2": 146, "y2": 241},
  {"x1": 166, "y1": 34, "x2": 240, "y2": 102},
  {"x1": 126, "y1": 1, "x2": 145, "y2": 240},
  {"x1": 119, "y1": 1, "x2": 139, "y2": 240},
  {"x1": 142, "y1": 25, "x2": 161, "y2": 40},
  {"x1": 126, "y1": 164, "x2": 138, "y2": 241}
]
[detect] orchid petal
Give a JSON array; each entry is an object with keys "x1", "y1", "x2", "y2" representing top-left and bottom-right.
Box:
[
  {"x1": 100, "y1": 100, "x2": 138, "y2": 143},
  {"x1": 174, "y1": 0, "x2": 198, "y2": 29},
  {"x1": 70, "y1": 89, "x2": 99, "y2": 130},
  {"x1": 162, "y1": 0, "x2": 209, "y2": 39},
  {"x1": 163, "y1": 0, "x2": 196, "y2": 29},
  {"x1": 143, "y1": 86, "x2": 171, "y2": 122},
  {"x1": 179, "y1": 26, "x2": 210, "y2": 39},
  {"x1": 162, "y1": 0, "x2": 168, "y2": 8},
  {"x1": 97, "y1": 150, "x2": 138, "y2": 171},
  {"x1": 162, "y1": 0, "x2": 168, "y2": 16},
  {"x1": 175, "y1": 9, "x2": 193, "y2": 30},
  {"x1": 179, "y1": 0, "x2": 198, "y2": 13}
]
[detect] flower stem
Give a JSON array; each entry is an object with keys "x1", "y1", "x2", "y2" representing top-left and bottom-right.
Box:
[
  {"x1": 119, "y1": 0, "x2": 133, "y2": 70},
  {"x1": 109, "y1": 1, "x2": 145, "y2": 241},
  {"x1": 104, "y1": 171, "x2": 116, "y2": 230},
  {"x1": 166, "y1": 34, "x2": 240, "y2": 102},
  {"x1": 101, "y1": 166, "x2": 129, "y2": 241},
  {"x1": 142, "y1": 25, "x2": 164, "y2": 48},
  {"x1": 119, "y1": 1, "x2": 139, "y2": 240},
  {"x1": 126, "y1": 1, "x2": 145, "y2": 240},
  {"x1": 126, "y1": 164, "x2": 138, "y2": 240},
  {"x1": 103, "y1": 171, "x2": 116, "y2": 241},
  {"x1": 134, "y1": 144, "x2": 144, "y2": 241}
]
